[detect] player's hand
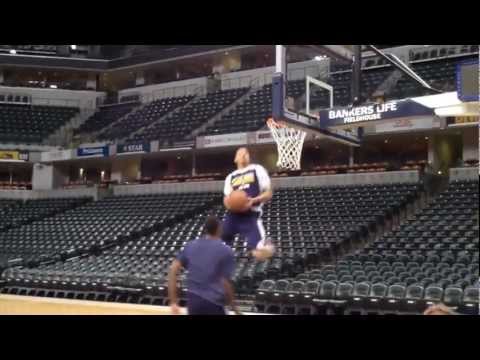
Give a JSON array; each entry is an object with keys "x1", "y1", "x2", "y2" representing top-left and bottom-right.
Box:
[
  {"x1": 424, "y1": 303, "x2": 455, "y2": 315},
  {"x1": 171, "y1": 303, "x2": 182, "y2": 315},
  {"x1": 244, "y1": 198, "x2": 255, "y2": 211}
]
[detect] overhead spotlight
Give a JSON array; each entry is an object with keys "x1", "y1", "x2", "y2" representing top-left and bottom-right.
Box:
[
  {"x1": 9, "y1": 49, "x2": 16, "y2": 54},
  {"x1": 314, "y1": 55, "x2": 326, "y2": 61},
  {"x1": 70, "y1": 45, "x2": 77, "y2": 50},
  {"x1": 49, "y1": 85, "x2": 58, "y2": 89},
  {"x1": 425, "y1": 136, "x2": 429, "y2": 140}
]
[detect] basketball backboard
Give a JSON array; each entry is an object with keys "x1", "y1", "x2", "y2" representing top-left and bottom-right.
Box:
[{"x1": 272, "y1": 45, "x2": 362, "y2": 147}]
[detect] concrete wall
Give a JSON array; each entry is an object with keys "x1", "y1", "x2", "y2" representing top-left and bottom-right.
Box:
[
  {"x1": 31, "y1": 163, "x2": 69, "y2": 190},
  {"x1": 111, "y1": 157, "x2": 142, "y2": 183},
  {"x1": 0, "y1": 85, "x2": 105, "y2": 109},
  {"x1": 0, "y1": 187, "x2": 102, "y2": 201},
  {"x1": 220, "y1": 59, "x2": 329, "y2": 90},
  {"x1": 462, "y1": 127, "x2": 479, "y2": 161},
  {"x1": 449, "y1": 167, "x2": 478, "y2": 180},
  {"x1": 113, "y1": 170, "x2": 420, "y2": 196},
  {"x1": 118, "y1": 77, "x2": 208, "y2": 103}
]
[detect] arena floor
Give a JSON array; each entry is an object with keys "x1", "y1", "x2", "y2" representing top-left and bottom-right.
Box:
[{"x1": 0, "y1": 295, "x2": 261, "y2": 315}]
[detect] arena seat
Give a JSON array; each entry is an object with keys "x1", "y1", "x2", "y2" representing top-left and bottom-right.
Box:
[
  {"x1": 75, "y1": 102, "x2": 140, "y2": 135},
  {"x1": 0, "y1": 192, "x2": 217, "y2": 289},
  {"x1": 272, "y1": 178, "x2": 477, "y2": 314},
  {"x1": 388, "y1": 55, "x2": 476, "y2": 99},
  {"x1": 99, "y1": 95, "x2": 194, "y2": 141},
  {"x1": 1, "y1": 178, "x2": 476, "y2": 314},
  {"x1": 0, "y1": 104, "x2": 79, "y2": 144},
  {"x1": 134, "y1": 88, "x2": 249, "y2": 144},
  {"x1": 200, "y1": 81, "x2": 303, "y2": 136}
]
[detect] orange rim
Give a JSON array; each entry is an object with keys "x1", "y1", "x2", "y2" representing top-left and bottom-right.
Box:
[{"x1": 267, "y1": 118, "x2": 287, "y2": 129}]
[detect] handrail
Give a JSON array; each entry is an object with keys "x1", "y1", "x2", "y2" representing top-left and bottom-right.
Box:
[{"x1": 137, "y1": 83, "x2": 203, "y2": 104}]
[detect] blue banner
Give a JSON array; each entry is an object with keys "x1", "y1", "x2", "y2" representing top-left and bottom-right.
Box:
[
  {"x1": 117, "y1": 142, "x2": 150, "y2": 155},
  {"x1": 77, "y1": 146, "x2": 109, "y2": 158},
  {"x1": 319, "y1": 99, "x2": 434, "y2": 128}
]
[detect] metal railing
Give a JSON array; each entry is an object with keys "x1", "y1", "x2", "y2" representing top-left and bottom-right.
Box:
[
  {"x1": 222, "y1": 75, "x2": 253, "y2": 90},
  {"x1": 31, "y1": 97, "x2": 82, "y2": 108},
  {"x1": 138, "y1": 83, "x2": 205, "y2": 104}
]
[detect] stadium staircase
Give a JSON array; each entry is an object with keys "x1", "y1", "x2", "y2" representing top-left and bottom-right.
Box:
[
  {"x1": 126, "y1": 92, "x2": 201, "y2": 142},
  {"x1": 187, "y1": 81, "x2": 261, "y2": 139},
  {"x1": 45, "y1": 108, "x2": 96, "y2": 147},
  {"x1": 92, "y1": 102, "x2": 150, "y2": 142},
  {"x1": 371, "y1": 69, "x2": 404, "y2": 99}
]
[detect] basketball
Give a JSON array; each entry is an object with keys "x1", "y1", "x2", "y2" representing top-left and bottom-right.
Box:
[{"x1": 226, "y1": 190, "x2": 249, "y2": 213}]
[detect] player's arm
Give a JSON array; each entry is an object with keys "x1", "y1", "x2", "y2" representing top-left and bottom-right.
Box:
[
  {"x1": 168, "y1": 258, "x2": 184, "y2": 315},
  {"x1": 223, "y1": 174, "x2": 233, "y2": 209},
  {"x1": 251, "y1": 188, "x2": 273, "y2": 206},
  {"x1": 251, "y1": 166, "x2": 273, "y2": 206}
]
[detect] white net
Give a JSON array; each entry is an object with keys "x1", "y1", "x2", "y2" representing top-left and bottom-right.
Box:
[{"x1": 267, "y1": 119, "x2": 307, "y2": 171}]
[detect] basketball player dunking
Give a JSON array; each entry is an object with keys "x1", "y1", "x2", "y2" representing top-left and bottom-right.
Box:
[{"x1": 223, "y1": 147, "x2": 275, "y2": 261}]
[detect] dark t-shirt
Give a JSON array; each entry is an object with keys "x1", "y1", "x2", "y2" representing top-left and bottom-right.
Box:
[{"x1": 177, "y1": 238, "x2": 235, "y2": 306}]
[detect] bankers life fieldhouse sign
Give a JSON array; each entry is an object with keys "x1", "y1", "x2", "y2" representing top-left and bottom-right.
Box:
[{"x1": 319, "y1": 100, "x2": 435, "y2": 128}]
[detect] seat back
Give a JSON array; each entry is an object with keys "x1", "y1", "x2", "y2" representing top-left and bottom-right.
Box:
[
  {"x1": 424, "y1": 286, "x2": 444, "y2": 302},
  {"x1": 258, "y1": 279, "x2": 276, "y2": 292},
  {"x1": 443, "y1": 287, "x2": 463, "y2": 307},
  {"x1": 462, "y1": 286, "x2": 479, "y2": 304},
  {"x1": 336, "y1": 283, "x2": 354, "y2": 299},
  {"x1": 387, "y1": 284, "x2": 406, "y2": 299},
  {"x1": 353, "y1": 282, "x2": 370, "y2": 297},
  {"x1": 370, "y1": 283, "x2": 387, "y2": 298},
  {"x1": 319, "y1": 281, "x2": 337, "y2": 299},
  {"x1": 405, "y1": 285, "x2": 424, "y2": 300}
]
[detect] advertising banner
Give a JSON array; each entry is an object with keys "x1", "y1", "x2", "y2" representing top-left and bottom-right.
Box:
[
  {"x1": 41, "y1": 149, "x2": 72, "y2": 162},
  {"x1": 0, "y1": 150, "x2": 29, "y2": 162},
  {"x1": 77, "y1": 146, "x2": 109, "y2": 158},
  {"x1": 197, "y1": 133, "x2": 248, "y2": 149},
  {"x1": 319, "y1": 99, "x2": 435, "y2": 128},
  {"x1": 375, "y1": 117, "x2": 440, "y2": 133},
  {"x1": 117, "y1": 142, "x2": 151, "y2": 155}
]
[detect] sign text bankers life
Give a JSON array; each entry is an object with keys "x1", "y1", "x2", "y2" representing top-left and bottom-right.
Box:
[{"x1": 329, "y1": 102, "x2": 398, "y2": 124}]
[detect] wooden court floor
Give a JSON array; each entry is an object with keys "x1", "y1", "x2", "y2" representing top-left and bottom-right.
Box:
[{"x1": 0, "y1": 294, "x2": 259, "y2": 315}]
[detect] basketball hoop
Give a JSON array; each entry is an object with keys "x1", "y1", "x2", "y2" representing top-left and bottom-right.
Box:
[{"x1": 267, "y1": 118, "x2": 307, "y2": 171}]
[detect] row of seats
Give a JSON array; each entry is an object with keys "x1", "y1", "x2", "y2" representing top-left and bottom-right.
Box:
[
  {"x1": 100, "y1": 95, "x2": 194, "y2": 141},
  {"x1": 0, "y1": 94, "x2": 30, "y2": 104},
  {"x1": 253, "y1": 179, "x2": 479, "y2": 313},
  {"x1": 0, "y1": 182, "x2": 32, "y2": 190},
  {"x1": 133, "y1": 88, "x2": 249, "y2": 144},
  {"x1": 0, "y1": 197, "x2": 90, "y2": 233},
  {"x1": 200, "y1": 81, "x2": 304, "y2": 136},
  {"x1": 0, "y1": 103, "x2": 79, "y2": 144},
  {"x1": 254, "y1": 278, "x2": 479, "y2": 315},
  {"x1": 0, "y1": 182, "x2": 421, "y2": 303},
  {"x1": 75, "y1": 102, "x2": 140, "y2": 135},
  {"x1": 409, "y1": 45, "x2": 478, "y2": 62},
  {"x1": 388, "y1": 55, "x2": 476, "y2": 99},
  {"x1": 0, "y1": 192, "x2": 217, "y2": 274}
]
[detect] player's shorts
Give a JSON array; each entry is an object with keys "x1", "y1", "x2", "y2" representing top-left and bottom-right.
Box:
[
  {"x1": 187, "y1": 292, "x2": 226, "y2": 315},
  {"x1": 222, "y1": 211, "x2": 266, "y2": 251}
]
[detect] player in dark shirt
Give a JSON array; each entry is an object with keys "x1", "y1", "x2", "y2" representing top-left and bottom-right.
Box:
[{"x1": 168, "y1": 216, "x2": 240, "y2": 315}]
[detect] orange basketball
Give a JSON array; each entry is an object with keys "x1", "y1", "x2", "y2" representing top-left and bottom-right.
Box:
[{"x1": 226, "y1": 190, "x2": 249, "y2": 213}]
